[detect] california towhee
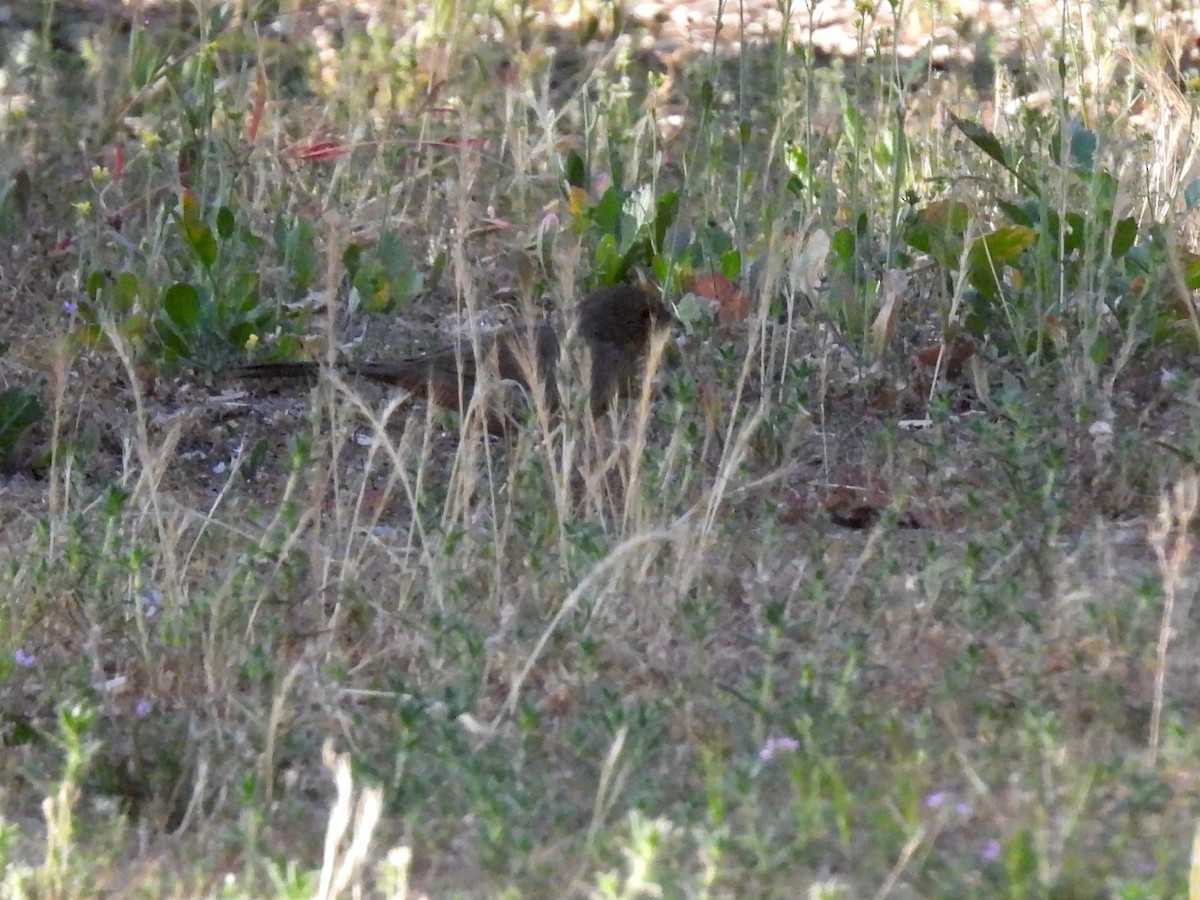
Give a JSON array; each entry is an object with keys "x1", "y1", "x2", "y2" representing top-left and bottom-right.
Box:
[{"x1": 235, "y1": 284, "x2": 677, "y2": 419}]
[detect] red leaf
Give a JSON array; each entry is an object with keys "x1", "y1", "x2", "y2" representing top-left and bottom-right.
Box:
[
  {"x1": 684, "y1": 271, "x2": 748, "y2": 323},
  {"x1": 291, "y1": 139, "x2": 349, "y2": 162}
]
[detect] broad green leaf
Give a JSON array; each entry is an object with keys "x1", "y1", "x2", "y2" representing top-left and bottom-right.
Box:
[
  {"x1": 163, "y1": 283, "x2": 201, "y2": 332},
  {"x1": 652, "y1": 191, "x2": 679, "y2": 250},
  {"x1": 905, "y1": 199, "x2": 972, "y2": 266},
  {"x1": 997, "y1": 199, "x2": 1034, "y2": 228},
  {"x1": 113, "y1": 272, "x2": 140, "y2": 313},
  {"x1": 1111, "y1": 218, "x2": 1137, "y2": 259},
  {"x1": 623, "y1": 184, "x2": 654, "y2": 235},
  {"x1": 831, "y1": 226, "x2": 856, "y2": 259},
  {"x1": 617, "y1": 237, "x2": 653, "y2": 281},
  {"x1": 342, "y1": 243, "x2": 363, "y2": 277},
  {"x1": 233, "y1": 272, "x2": 261, "y2": 312},
  {"x1": 720, "y1": 248, "x2": 742, "y2": 280},
  {"x1": 228, "y1": 322, "x2": 255, "y2": 346},
  {"x1": 270, "y1": 216, "x2": 317, "y2": 295},
  {"x1": 784, "y1": 141, "x2": 808, "y2": 178},
  {"x1": 564, "y1": 150, "x2": 586, "y2": 189},
  {"x1": 967, "y1": 226, "x2": 1036, "y2": 298},
  {"x1": 1185, "y1": 179, "x2": 1200, "y2": 211},
  {"x1": 590, "y1": 186, "x2": 624, "y2": 237},
  {"x1": 1183, "y1": 252, "x2": 1200, "y2": 291},
  {"x1": 216, "y1": 205, "x2": 235, "y2": 239},
  {"x1": 594, "y1": 233, "x2": 621, "y2": 283},
  {"x1": 1068, "y1": 125, "x2": 1097, "y2": 170},
  {"x1": 183, "y1": 218, "x2": 217, "y2": 268},
  {"x1": 155, "y1": 323, "x2": 190, "y2": 358}
]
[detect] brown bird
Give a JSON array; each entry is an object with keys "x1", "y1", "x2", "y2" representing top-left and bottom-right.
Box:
[{"x1": 235, "y1": 284, "x2": 677, "y2": 421}]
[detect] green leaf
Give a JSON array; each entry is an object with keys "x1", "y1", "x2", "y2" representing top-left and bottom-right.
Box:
[
  {"x1": 348, "y1": 232, "x2": 425, "y2": 314},
  {"x1": 1063, "y1": 212, "x2": 1085, "y2": 255},
  {"x1": 949, "y1": 113, "x2": 1010, "y2": 169},
  {"x1": 183, "y1": 219, "x2": 217, "y2": 268},
  {"x1": 594, "y1": 233, "x2": 621, "y2": 283},
  {"x1": 273, "y1": 215, "x2": 289, "y2": 253},
  {"x1": 951, "y1": 113, "x2": 1041, "y2": 196},
  {"x1": 0, "y1": 388, "x2": 42, "y2": 456},
  {"x1": 616, "y1": 237, "x2": 652, "y2": 282},
  {"x1": 428, "y1": 250, "x2": 446, "y2": 288},
  {"x1": 1093, "y1": 171, "x2": 1118, "y2": 213},
  {"x1": 1185, "y1": 179, "x2": 1200, "y2": 212},
  {"x1": 129, "y1": 29, "x2": 164, "y2": 89},
  {"x1": 784, "y1": 141, "x2": 808, "y2": 178},
  {"x1": 905, "y1": 200, "x2": 972, "y2": 266},
  {"x1": 163, "y1": 283, "x2": 201, "y2": 332},
  {"x1": 579, "y1": 14, "x2": 599, "y2": 43},
  {"x1": 392, "y1": 270, "x2": 424, "y2": 307},
  {"x1": 622, "y1": 184, "x2": 654, "y2": 236},
  {"x1": 342, "y1": 243, "x2": 363, "y2": 277},
  {"x1": 997, "y1": 199, "x2": 1034, "y2": 228},
  {"x1": 590, "y1": 186, "x2": 625, "y2": 238},
  {"x1": 113, "y1": 272, "x2": 140, "y2": 313},
  {"x1": 1183, "y1": 253, "x2": 1200, "y2": 291},
  {"x1": 86, "y1": 270, "x2": 106, "y2": 299},
  {"x1": 719, "y1": 249, "x2": 742, "y2": 281},
  {"x1": 227, "y1": 322, "x2": 255, "y2": 346},
  {"x1": 564, "y1": 150, "x2": 586, "y2": 190},
  {"x1": 277, "y1": 215, "x2": 317, "y2": 294},
  {"x1": 1111, "y1": 218, "x2": 1137, "y2": 259},
  {"x1": 652, "y1": 191, "x2": 679, "y2": 250},
  {"x1": 831, "y1": 227, "x2": 856, "y2": 260},
  {"x1": 233, "y1": 272, "x2": 262, "y2": 313},
  {"x1": 1068, "y1": 125, "x2": 1097, "y2": 170},
  {"x1": 966, "y1": 226, "x2": 1036, "y2": 298},
  {"x1": 155, "y1": 322, "x2": 190, "y2": 358},
  {"x1": 979, "y1": 225, "x2": 1037, "y2": 262},
  {"x1": 216, "y1": 205, "x2": 236, "y2": 239}
]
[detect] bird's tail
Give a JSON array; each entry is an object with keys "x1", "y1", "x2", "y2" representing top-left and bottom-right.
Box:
[
  {"x1": 235, "y1": 361, "x2": 323, "y2": 381},
  {"x1": 234, "y1": 359, "x2": 441, "y2": 399}
]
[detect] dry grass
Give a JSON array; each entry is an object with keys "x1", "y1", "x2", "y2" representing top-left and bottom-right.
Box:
[{"x1": 2, "y1": 0, "x2": 1200, "y2": 897}]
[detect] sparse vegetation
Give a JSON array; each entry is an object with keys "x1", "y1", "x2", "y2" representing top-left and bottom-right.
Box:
[{"x1": 2, "y1": 0, "x2": 1200, "y2": 896}]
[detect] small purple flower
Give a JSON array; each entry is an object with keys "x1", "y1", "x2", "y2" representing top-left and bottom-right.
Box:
[
  {"x1": 62, "y1": 301, "x2": 78, "y2": 313},
  {"x1": 955, "y1": 801, "x2": 971, "y2": 816},
  {"x1": 135, "y1": 699, "x2": 152, "y2": 717},
  {"x1": 758, "y1": 736, "x2": 800, "y2": 761},
  {"x1": 980, "y1": 839, "x2": 1001, "y2": 862},
  {"x1": 13, "y1": 648, "x2": 35, "y2": 667},
  {"x1": 924, "y1": 791, "x2": 948, "y2": 809}
]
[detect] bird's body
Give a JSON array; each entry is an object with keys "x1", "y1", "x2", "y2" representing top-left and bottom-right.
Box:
[{"x1": 235, "y1": 284, "x2": 676, "y2": 419}]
